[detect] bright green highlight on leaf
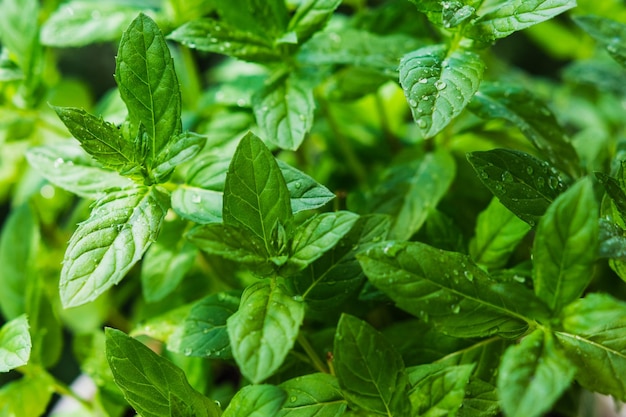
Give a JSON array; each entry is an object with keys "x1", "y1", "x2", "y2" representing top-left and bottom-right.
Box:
[
  {"x1": 223, "y1": 384, "x2": 287, "y2": 417},
  {"x1": 0, "y1": 314, "x2": 31, "y2": 372}
]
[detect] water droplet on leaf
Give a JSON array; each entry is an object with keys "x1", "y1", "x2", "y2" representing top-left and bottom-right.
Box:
[{"x1": 435, "y1": 80, "x2": 447, "y2": 90}]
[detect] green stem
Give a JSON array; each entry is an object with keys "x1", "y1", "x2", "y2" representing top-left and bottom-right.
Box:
[{"x1": 297, "y1": 333, "x2": 329, "y2": 374}]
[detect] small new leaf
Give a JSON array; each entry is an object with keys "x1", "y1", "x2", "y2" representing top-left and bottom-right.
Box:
[
  {"x1": 533, "y1": 178, "x2": 599, "y2": 312},
  {"x1": 334, "y1": 314, "x2": 411, "y2": 416},
  {"x1": 498, "y1": 329, "x2": 575, "y2": 417},
  {"x1": 468, "y1": 0, "x2": 577, "y2": 41},
  {"x1": 60, "y1": 187, "x2": 168, "y2": 308},
  {"x1": 278, "y1": 160, "x2": 336, "y2": 213},
  {"x1": 399, "y1": 44, "x2": 484, "y2": 138},
  {"x1": 105, "y1": 328, "x2": 221, "y2": 417},
  {"x1": 253, "y1": 74, "x2": 315, "y2": 151},
  {"x1": 115, "y1": 13, "x2": 181, "y2": 163},
  {"x1": 227, "y1": 281, "x2": 305, "y2": 384},
  {"x1": 0, "y1": 315, "x2": 31, "y2": 372},
  {"x1": 151, "y1": 131, "x2": 206, "y2": 183}
]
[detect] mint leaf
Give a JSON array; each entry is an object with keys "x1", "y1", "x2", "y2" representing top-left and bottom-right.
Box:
[
  {"x1": 26, "y1": 144, "x2": 135, "y2": 199},
  {"x1": 168, "y1": 292, "x2": 240, "y2": 359},
  {"x1": 0, "y1": 204, "x2": 39, "y2": 320},
  {"x1": 469, "y1": 83, "x2": 581, "y2": 178},
  {"x1": 399, "y1": 44, "x2": 484, "y2": 138},
  {"x1": 223, "y1": 384, "x2": 287, "y2": 417},
  {"x1": 295, "y1": 214, "x2": 391, "y2": 310},
  {"x1": 287, "y1": 0, "x2": 342, "y2": 45},
  {"x1": 60, "y1": 186, "x2": 168, "y2": 308},
  {"x1": 105, "y1": 328, "x2": 221, "y2": 417},
  {"x1": 141, "y1": 218, "x2": 198, "y2": 302},
  {"x1": 227, "y1": 281, "x2": 305, "y2": 384},
  {"x1": 53, "y1": 106, "x2": 139, "y2": 174},
  {"x1": 407, "y1": 363, "x2": 474, "y2": 417},
  {"x1": 363, "y1": 149, "x2": 455, "y2": 240},
  {"x1": 596, "y1": 172, "x2": 626, "y2": 223},
  {"x1": 533, "y1": 178, "x2": 599, "y2": 312},
  {"x1": 470, "y1": 198, "x2": 531, "y2": 270},
  {"x1": 468, "y1": 0, "x2": 577, "y2": 41},
  {"x1": 215, "y1": 0, "x2": 288, "y2": 41},
  {"x1": 186, "y1": 223, "x2": 276, "y2": 275},
  {"x1": 498, "y1": 329, "x2": 575, "y2": 417},
  {"x1": 278, "y1": 160, "x2": 336, "y2": 213},
  {"x1": 223, "y1": 132, "x2": 292, "y2": 256},
  {"x1": 467, "y1": 149, "x2": 566, "y2": 226},
  {"x1": 334, "y1": 314, "x2": 411, "y2": 416},
  {"x1": 172, "y1": 187, "x2": 223, "y2": 224},
  {"x1": 0, "y1": 0, "x2": 38, "y2": 72},
  {"x1": 278, "y1": 373, "x2": 348, "y2": 417},
  {"x1": 252, "y1": 73, "x2": 315, "y2": 151},
  {"x1": 0, "y1": 372, "x2": 54, "y2": 417},
  {"x1": 0, "y1": 315, "x2": 31, "y2": 372},
  {"x1": 151, "y1": 131, "x2": 206, "y2": 183},
  {"x1": 575, "y1": 15, "x2": 626, "y2": 67},
  {"x1": 358, "y1": 241, "x2": 542, "y2": 338},
  {"x1": 168, "y1": 18, "x2": 281, "y2": 62},
  {"x1": 41, "y1": 2, "x2": 140, "y2": 47},
  {"x1": 285, "y1": 211, "x2": 359, "y2": 274},
  {"x1": 115, "y1": 13, "x2": 181, "y2": 163},
  {"x1": 556, "y1": 293, "x2": 626, "y2": 399}
]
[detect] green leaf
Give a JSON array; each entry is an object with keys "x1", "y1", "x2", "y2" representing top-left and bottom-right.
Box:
[
  {"x1": 556, "y1": 293, "x2": 626, "y2": 399},
  {"x1": 295, "y1": 214, "x2": 391, "y2": 310},
  {"x1": 0, "y1": 315, "x2": 31, "y2": 372},
  {"x1": 60, "y1": 186, "x2": 168, "y2": 308},
  {"x1": 278, "y1": 373, "x2": 348, "y2": 417},
  {"x1": 470, "y1": 198, "x2": 532, "y2": 270},
  {"x1": 334, "y1": 314, "x2": 411, "y2": 416},
  {"x1": 364, "y1": 149, "x2": 456, "y2": 240},
  {"x1": 252, "y1": 73, "x2": 315, "y2": 151},
  {"x1": 168, "y1": 292, "x2": 240, "y2": 359},
  {"x1": 0, "y1": 204, "x2": 39, "y2": 320},
  {"x1": 399, "y1": 44, "x2": 484, "y2": 138},
  {"x1": 467, "y1": 149, "x2": 566, "y2": 226},
  {"x1": 278, "y1": 160, "x2": 336, "y2": 213},
  {"x1": 215, "y1": 0, "x2": 288, "y2": 41},
  {"x1": 467, "y1": 0, "x2": 577, "y2": 41},
  {"x1": 0, "y1": 0, "x2": 38, "y2": 71},
  {"x1": 53, "y1": 106, "x2": 139, "y2": 174},
  {"x1": 574, "y1": 15, "x2": 626, "y2": 67},
  {"x1": 468, "y1": 82, "x2": 580, "y2": 177},
  {"x1": 151, "y1": 131, "x2": 206, "y2": 183},
  {"x1": 285, "y1": 211, "x2": 359, "y2": 274},
  {"x1": 26, "y1": 144, "x2": 135, "y2": 199},
  {"x1": 358, "y1": 241, "x2": 542, "y2": 338},
  {"x1": 0, "y1": 372, "x2": 55, "y2": 417},
  {"x1": 298, "y1": 29, "x2": 422, "y2": 74},
  {"x1": 171, "y1": 187, "x2": 223, "y2": 224},
  {"x1": 40, "y1": 1, "x2": 141, "y2": 47},
  {"x1": 287, "y1": 0, "x2": 342, "y2": 45},
  {"x1": 115, "y1": 13, "x2": 181, "y2": 162},
  {"x1": 223, "y1": 384, "x2": 287, "y2": 417},
  {"x1": 186, "y1": 223, "x2": 276, "y2": 275},
  {"x1": 223, "y1": 132, "x2": 292, "y2": 256},
  {"x1": 498, "y1": 329, "x2": 575, "y2": 417},
  {"x1": 141, "y1": 218, "x2": 198, "y2": 302},
  {"x1": 407, "y1": 363, "x2": 474, "y2": 417},
  {"x1": 168, "y1": 18, "x2": 281, "y2": 62},
  {"x1": 105, "y1": 328, "x2": 221, "y2": 417},
  {"x1": 596, "y1": 171, "x2": 626, "y2": 223},
  {"x1": 227, "y1": 281, "x2": 305, "y2": 384},
  {"x1": 533, "y1": 178, "x2": 599, "y2": 312}
]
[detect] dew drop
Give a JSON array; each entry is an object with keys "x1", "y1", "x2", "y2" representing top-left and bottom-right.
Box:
[
  {"x1": 548, "y1": 176, "x2": 558, "y2": 189},
  {"x1": 479, "y1": 171, "x2": 488, "y2": 179},
  {"x1": 224, "y1": 42, "x2": 232, "y2": 48},
  {"x1": 464, "y1": 270, "x2": 474, "y2": 281},
  {"x1": 191, "y1": 194, "x2": 202, "y2": 204},
  {"x1": 298, "y1": 114, "x2": 306, "y2": 121},
  {"x1": 203, "y1": 328, "x2": 210, "y2": 334},
  {"x1": 451, "y1": 304, "x2": 461, "y2": 314},
  {"x1": 294, "y1": 181, "x2": 302, "y2": 189},
  {"x1": 417, "y1": 118, "x2": 427, "y2": 128},
  {"x1": 435, "y1": 80, "x2": 447, "y2": 90},
  {"x1": 537, "y1": 177, "x2": 545, "y2": 187},
  {"x1": 54, "y1": 157, "x2": 64, "y2": 168},
  {"x1": 184, "y1": 348, "x2": 193, "y2": 356},
  {"x1": 418, "y1": 78, "x2": 428, "y2": 84},
  {"x1": 452, "y1": 269, "x2": 459, "y2": 276},
  {"x1": 526, "y1": 166, "x2": 534, "y2": 175},
  {"x1": 501, "y1": 171, "x2": 513, "y2": 183},
  {"x1": 290, "y1": 396, "x2": 298, "y2": 403},
  {"x1": 408, "y1": 98, "x2": 418, "y2": 107},
  {"x1": 236, "y1": 98, "x2": 246, "y2": 107}
]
